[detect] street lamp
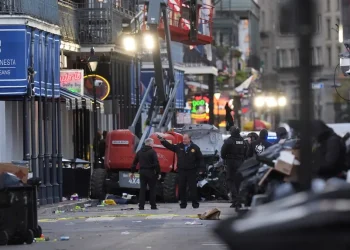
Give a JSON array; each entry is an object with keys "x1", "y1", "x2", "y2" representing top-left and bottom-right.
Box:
[
  {"x1": 214, "y1": 93, "x2": 221, "y2": 126},
  {"x1": 123, "y1": 35, "x2": 137, "y2": 52},
  {"x1": 88, "y1": 47, "x2": 99, "y2": 168}
]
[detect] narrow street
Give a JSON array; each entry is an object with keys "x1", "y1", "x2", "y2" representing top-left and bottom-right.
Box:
[{"x1": 8, "y1": 203, "x2": 232, "y2": 250}]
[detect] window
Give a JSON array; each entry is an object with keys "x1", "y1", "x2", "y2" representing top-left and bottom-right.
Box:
[
  {"x1": 338, "y1": 45, "x2": 342, "y2": 56},
  {"x1": 315, "y1": 47, "x2": 322, "y2": 65},
  {"x1": 261, "y1": 11, "x2": 266, "y2": 30},
  {"x1": 310, "y1": 48, "x2": 315, "y2": 65},
  {"x1": 327, "y1": 18, "x2": 331, "y2": 40},
  {"x1": 317, "y1": 14, "x2": 322, "y2": 33},
  {"x1": 327, "y1": 0, "x2": 330, "y2": 12},
  {"x1": 290, "y1": 49, "x2": 295, "y2": 67},
  {"x1": 327, "y1": 46, "x2": 332, "y2": 67}
]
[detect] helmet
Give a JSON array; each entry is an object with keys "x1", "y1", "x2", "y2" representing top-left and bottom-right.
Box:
[{"x1": 230, "y1": 126, "x2": 241, "y2": 136}]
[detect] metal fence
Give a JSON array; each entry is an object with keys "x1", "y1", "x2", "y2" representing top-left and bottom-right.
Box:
[{"x1": 0, "y1": 0, "x2": 59, "y2": 25}]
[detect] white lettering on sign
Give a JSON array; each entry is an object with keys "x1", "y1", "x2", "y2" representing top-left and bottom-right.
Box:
[
  {"x1": 0, "y1": 59, "x2": 16, "y2": 66},
  {"x1": 0, "y1": 70, "x2": 10, "y2": 75},
  {"x1": 112, "y1": 140, "x2": 129, "y2": 145}
]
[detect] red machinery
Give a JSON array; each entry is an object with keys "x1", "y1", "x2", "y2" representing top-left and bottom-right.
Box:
[{"x1": 90, "y1": 0, "x2": 214, "y2": 202}]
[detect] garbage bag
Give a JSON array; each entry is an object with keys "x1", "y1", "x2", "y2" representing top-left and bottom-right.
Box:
[{"x1": 0, "y1": 172, "x2": 23, "y2": 189}]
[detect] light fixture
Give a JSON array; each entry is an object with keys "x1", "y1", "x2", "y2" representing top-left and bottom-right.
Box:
[
  {"x1": 278, "y1": 96, "x2": 287, "y2": 107},
  {"x1": 214, "y1": 92, "x2": 221, "y2": 100},
  {"x1": 88, "y1": 47, "x2": 99, "y2": 72},
  {"x1": 123, "y1": 36, "x2": 137, "y2": 52},
  {"x1": 254, "y1": 96, "x2": 265, "y2": 108},
  {"x1": 266, "y1": 96, "x2": 277, "y2": 108},
  {"x1": 339, "y1": 24, "x2": 344, "y2": 43},
  {"x1": 143, "y1": 33, "x2": 155, "y2": 50}
]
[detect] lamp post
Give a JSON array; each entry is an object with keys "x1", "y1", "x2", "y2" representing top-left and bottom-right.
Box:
[
  {"x1": 88, "y1": 48, "x2": 99, "y2": 168},
  {"x1": 214, "y1": 92, "x2": 221, "y2": 127}
]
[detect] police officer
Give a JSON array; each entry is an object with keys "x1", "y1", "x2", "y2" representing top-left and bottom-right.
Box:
[
  {"x1": 131, "y1": 138, "x2": 161, "y2": 210},
  {"x1": 157, "y1": 133, "x2": 204, "y2": 209},
  {"x1": 221, "y1": 126, "x2": 246, "y2": 208}
]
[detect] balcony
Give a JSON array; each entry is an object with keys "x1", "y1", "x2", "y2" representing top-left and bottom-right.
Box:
[
  {"x1": 0, "y1": 0, "x2": 59, "y2": 25},
  {"x1": 58, "y1": 0, "x2": 79, "y2": 43},
  {"x1": 77, "y1": 1, "x2": 135, "y2": 45}
]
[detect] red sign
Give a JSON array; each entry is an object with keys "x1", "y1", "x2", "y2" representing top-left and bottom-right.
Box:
[{"x1": 60, "y1": 70, "x2": 84, "y2": 95}]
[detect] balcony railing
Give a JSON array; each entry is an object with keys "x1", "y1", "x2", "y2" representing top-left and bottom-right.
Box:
[
  {"x1": 0, "y1": 0, "x2": 59, "y2": 25},
  {"x1": 77, "y1": 2, "x2": 135, "y2": 45}
]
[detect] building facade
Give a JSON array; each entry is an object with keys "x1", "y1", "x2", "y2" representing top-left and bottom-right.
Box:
[{"x1": 259, "y1": 0, "x2": 345, "y2": 123}]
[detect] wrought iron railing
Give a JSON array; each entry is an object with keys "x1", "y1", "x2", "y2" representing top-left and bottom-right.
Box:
[
  {"x1": 77, "y1": 2, "x2": 135, "y2": 45},
  {"x1": 0, "y1": 0, "x2": 59, "y2": 25}
]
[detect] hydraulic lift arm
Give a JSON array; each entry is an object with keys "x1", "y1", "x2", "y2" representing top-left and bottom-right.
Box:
[{"x1": 129, "y1": 0, "x2": 198, "y2": 152}]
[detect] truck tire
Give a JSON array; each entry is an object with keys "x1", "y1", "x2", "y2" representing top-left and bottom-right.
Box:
[
  {"x1": 163, "y1": 172, "x2": 179, "y2": 203},
  {"x1": 90, "y1": 168, "x2": 107, "y2": 200}
]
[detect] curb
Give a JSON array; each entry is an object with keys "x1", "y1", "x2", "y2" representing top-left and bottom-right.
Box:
[{"x1": 38, "y1": 199, "x2": 99, "y2": 215}]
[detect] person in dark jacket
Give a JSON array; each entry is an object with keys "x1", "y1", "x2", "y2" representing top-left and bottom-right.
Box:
[
  {"x1": 221, "y1": 126, "x2": 246, "y2": 208},
  {"x1": 157, "y1": 133, "x2": 204, "y2": 209},
  {"x1": 312, "y1": 120, "x2": 347, "y2": 179},
  {"x1": 131, "y1": 138, "x2": 161, "y2": 210},
  {"x1": 248, "y1": 129, "x2": 272, "y2": 157},
  {"x1": 225, "y1": 102, "x2": 234, "y2": 131},
  {"x1": 276, "y1": 127, "x2": 288, "y2": 143},
  {"x1": 98, "y1": 130, "x2": 108, "y2": 160}
]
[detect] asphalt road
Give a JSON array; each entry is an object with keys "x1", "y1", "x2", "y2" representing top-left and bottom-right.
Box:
[{"x1": 5, "y1": 203, "x2": 232, "y2": 250}]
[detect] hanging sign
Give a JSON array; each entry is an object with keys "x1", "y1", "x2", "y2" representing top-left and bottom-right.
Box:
[
  {"x1": 84, "y1": 74, "x2": 110, "y2": 100},
  {"x1": 60, "y1": 70, "x2": 84, "y2": 95}
]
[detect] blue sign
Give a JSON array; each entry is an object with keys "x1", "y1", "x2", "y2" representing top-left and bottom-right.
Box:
[{"x1": 0, "y1": 25, "x2": 27, "y2": 95}]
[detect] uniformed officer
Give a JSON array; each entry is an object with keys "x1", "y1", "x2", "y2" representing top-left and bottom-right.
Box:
[
  {"x1": 221, "y1": 126, "x2": 246, "y2": 208},
  {"x1": 157, "y1": 133, "x2": 204, "y2": 209},
  {"x1": 131, "y1": 138, "x2": 161, "y2": 210}
]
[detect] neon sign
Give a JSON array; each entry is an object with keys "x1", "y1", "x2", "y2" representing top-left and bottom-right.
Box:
[{"x1": 191, "y1": 99, "x2": 206, "y2": 113}]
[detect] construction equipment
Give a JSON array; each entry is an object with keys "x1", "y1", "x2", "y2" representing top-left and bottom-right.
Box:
[{"x1": 90, "y1": 0, "x2": 214, "y2": 201}]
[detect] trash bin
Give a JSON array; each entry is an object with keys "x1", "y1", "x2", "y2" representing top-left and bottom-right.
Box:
[{"x1": 0, "y1": 186, "x2": 35, "y2": 245}]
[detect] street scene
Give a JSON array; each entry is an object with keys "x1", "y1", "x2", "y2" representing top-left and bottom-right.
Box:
[{"x1": 1, "y1": 0, "x2": 350, "y2": 249}]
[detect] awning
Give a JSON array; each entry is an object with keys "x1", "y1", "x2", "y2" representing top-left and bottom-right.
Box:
[{"x1": 60, "y1": 87, "x2": 104, "y2": 112}]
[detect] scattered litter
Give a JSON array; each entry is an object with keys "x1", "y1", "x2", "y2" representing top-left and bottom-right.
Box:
[
  {"x1": 146, "y1": 247, "x2": 152, "y2": 249},
  {"x1": 198, "y1": 208, "x2": 221, "y2": 220},
  {"x1": 132, "y1": 221, "x2": 142, "y2": 223},
  {"x1": 34, "y1": 237, "x2": 45, "y2": 242},
  {"x1": 84, "y1": 203, "x2": 92, "y2": 208},
  {"x1": 97, "y1": 204, "x2": 105, "y2": 207},
  {"x1": 103, "y1": 199, "x2": 117, "y2": 205},
  {"x1": 60, "y1": 236, "x2": 70, "y2": 241},
  {"x1": 54, "y1": 210, "x2": 65, "y2": 214},
  {"x1": 70, "y1": 193, "x2": 79, "y2": 201},
  {"x1": 121, "y1": 231, "x2": 130, "y2": 235},
  {"x1": 62, "y1": 197, "x2": 67, "y2": 201},
  {"x1": 121, "y1": 208, "x2": 134, "y2": 211},
  {"x1": 45, "y1": 237, "x2": 50, "y2": 241},
  {"x1": 185, "y1": 221, "x2": 203, "y2": 225}
]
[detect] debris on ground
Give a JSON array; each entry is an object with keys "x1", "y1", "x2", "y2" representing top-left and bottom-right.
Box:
[
  {"x1": 60, "y1": 236, "x2": 70, "y2": 241},
  {"x1": 121, "y1": 208, "x2": 134, "y2": 211},
  {"x1": 103, "y1": 199, "x2": 117, "y2": 205},
  {"x1": 121, "y1": 231, "x2": 130, "y2": 235},
  {"x1": 70, "y1": 193, "x2": 79, "y2": 201},
  {"x1": 185, "y1": 221, "x2": 203, "y2": 225},
  {"x1": 132, "y1": 221, "x2": 142, "y2": 223},
  {"x1": 198, "y1": 208, "x2": 221, "y2": 220}
]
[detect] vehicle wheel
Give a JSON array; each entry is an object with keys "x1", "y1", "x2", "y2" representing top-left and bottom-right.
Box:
[
  {"x1": 33, "y1": 226, "x2": 42, "y2": 238},
  {"x1": 0, "y1": 231, "x2": 8, "y2": 245},
  {"x1": 90, "y1": 168, "x2": 107, "y2": 200},
  {"x1": 25, "y1": 230, "x2": 34, "y2": 245},
  {"x1": 163, "y1": 172, "x2": 178, "y2": 203}
]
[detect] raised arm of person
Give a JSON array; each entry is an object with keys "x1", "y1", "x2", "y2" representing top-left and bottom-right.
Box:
[{"x1": 157, "y1": 135, "x2": 178, "y2": 152}]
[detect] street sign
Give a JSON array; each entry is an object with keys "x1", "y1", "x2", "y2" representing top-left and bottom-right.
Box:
[{"x1": 312, "y1": 82, "x2": 324, "y2": 89}]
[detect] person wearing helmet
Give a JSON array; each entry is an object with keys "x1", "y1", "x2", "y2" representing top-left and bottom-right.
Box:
[
  {"x1": 248, "y1": 129, "x2": 272, "y2": 156},
  {"x1": 276, "y1": 127, "x2": 288, "y2": 143},
  {"x1": 221, "y1": 126, "x2": 246, "y2": 208}
]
